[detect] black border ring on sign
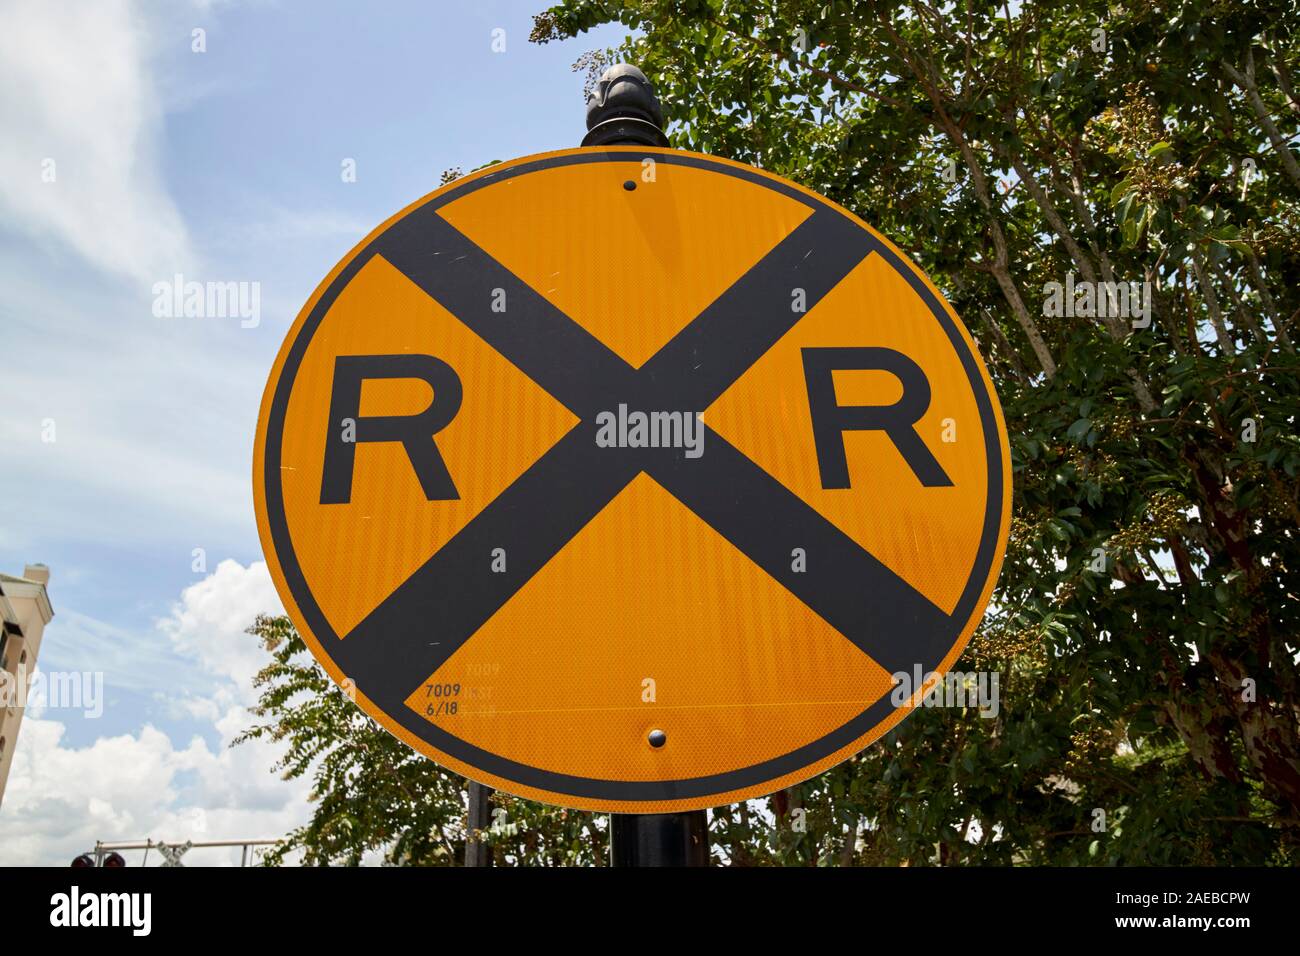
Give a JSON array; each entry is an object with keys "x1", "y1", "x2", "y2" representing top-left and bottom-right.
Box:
[{"x1": 260, "y1": 149, "x2": 1006, "y2": 804}]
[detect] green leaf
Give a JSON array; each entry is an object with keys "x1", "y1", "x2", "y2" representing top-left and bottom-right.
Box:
[{"x1": 1066, "y1": 418, "x2": 1093, "y2": 442}]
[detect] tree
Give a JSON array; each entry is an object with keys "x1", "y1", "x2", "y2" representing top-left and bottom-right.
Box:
[
  {"x1": 239, "y1": 0, "x2": 1300, "y2": 865},
  {"x1": 235, "y1": 615, "x2": 608, "y2": 866}
]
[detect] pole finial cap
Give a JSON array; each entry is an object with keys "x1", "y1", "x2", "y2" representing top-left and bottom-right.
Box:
[{"x1": 583, "y1": 63, "x2": 669, "y2": 148}]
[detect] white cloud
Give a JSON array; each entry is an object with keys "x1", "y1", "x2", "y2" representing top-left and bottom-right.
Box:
[
  {"x1": 0, "y1": 264, "x2": 267, "y2": 552},
  {"x1": 0, "y1": 0, "x2": 197, "y2": 283},
  {"x1": 0, "y1": 1, "x2": 377, "y2": 562},
  {"x1": 0, "y1": 560, "x2": 309, "y2": 866},
  {"x1": 38, "y1": 608, "x2": 210, "y2": 701},
  {"x1": 160, "y1": 559, "x2": 283, "y2": 705},
  {"x1": 36, "y1": 560, "x2": 283, "y2": 707},
  {"x1": 0, "y1": 0, "x2": 264, "y2": 556}
]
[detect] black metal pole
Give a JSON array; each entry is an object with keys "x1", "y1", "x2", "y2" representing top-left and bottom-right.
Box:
[
  {"x1": 464, "y1": 780, "x2": 493, "y2": 867},
  {"x1": 610, "y1": 811, "x2": 710, "y2": 866},
  {"x1": 582, "y1": 64, "x2": 710, "y2": 867}
]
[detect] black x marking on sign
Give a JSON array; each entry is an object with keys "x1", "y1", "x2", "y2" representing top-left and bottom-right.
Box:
[{"x1": 325, "y1": 196, "x2": 956, "y2": 712}]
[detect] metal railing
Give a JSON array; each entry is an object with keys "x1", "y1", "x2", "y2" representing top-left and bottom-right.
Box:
[{"x1": 89, "y1": 838, "x2": 281, "y2": 867}]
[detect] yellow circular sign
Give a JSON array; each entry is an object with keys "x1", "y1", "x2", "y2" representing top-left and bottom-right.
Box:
[{"x1": 253, "y1": 146, "x2": 1011, "y2": 812}]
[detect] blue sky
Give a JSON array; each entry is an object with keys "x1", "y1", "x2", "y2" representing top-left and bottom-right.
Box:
[{"x1": 0, "y1": 0, "x2": 630, "y2": 864}]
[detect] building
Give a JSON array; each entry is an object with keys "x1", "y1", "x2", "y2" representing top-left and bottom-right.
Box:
[{"x1": 0, "y1": 564, "x2": 54, "y2": 809}]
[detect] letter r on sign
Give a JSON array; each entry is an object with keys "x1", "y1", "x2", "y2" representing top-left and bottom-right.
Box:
[
  {"x1": 320, "y1": 354, "x2": 463, "y2": 504},
  {"x1": 801, "y1": 346, "x2": 953, "y2": 489}
]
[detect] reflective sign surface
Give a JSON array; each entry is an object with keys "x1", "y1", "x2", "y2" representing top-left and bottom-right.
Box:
[{"x1": 253, "y1": 147, "x2": 1011, "y2": 812}]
